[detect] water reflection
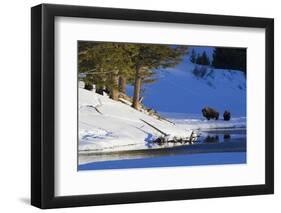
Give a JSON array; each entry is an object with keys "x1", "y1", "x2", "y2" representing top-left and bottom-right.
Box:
[
  {"x1": 204, "y1": 135, "x2": 219, "y2": 143},
  {"x1": 199, "y1": 129, "x2": 246, "y2": 144},
  {"x1": 224, "y1": 134, "x2": 231, "y2": 141},
  {"x1": 79, "y1": 128, "x2": 246, "y2": 164},
  {"x1": 202, "y1": 134, "x2": 232, "y2": 143}
]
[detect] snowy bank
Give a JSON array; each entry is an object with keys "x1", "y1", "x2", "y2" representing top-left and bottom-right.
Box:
[
  {"x1": 79, "y1": 88, "x2": 195, "y2": 155},
  {"x1": 161, "y1": 112, "x2": 246, "y2": 131}
]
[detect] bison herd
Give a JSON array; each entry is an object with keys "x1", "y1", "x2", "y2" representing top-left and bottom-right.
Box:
[{"x1": 202, "y1": 107, "x2": 231, "y2": 121}]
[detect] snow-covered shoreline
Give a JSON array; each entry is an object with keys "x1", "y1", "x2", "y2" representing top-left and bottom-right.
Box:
[
  {"x1": 79, "y1": 88, "x2": 195, "y2": 154},
  {"x1": 169, "y1": 116, "x2": 246, "y2": 131}
]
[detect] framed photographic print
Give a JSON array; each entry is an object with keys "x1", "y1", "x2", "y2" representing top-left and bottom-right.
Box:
[{"x1": 31, "y1": 3, "x2": 274, "y2": 209}]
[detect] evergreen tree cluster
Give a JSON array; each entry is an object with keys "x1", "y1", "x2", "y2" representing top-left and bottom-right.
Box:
[
  {"x1": 190, "y1": 49, "x2": 210, "y2": 66},
  {"x1": 212, "y1": 48, "x2": 246, "y2": 73},
  {"x1": 78, "y1": 41, "x2": 187, "y2": 110}
]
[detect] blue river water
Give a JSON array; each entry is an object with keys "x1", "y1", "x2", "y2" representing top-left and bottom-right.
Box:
[{"x1": 78, "y1": 129, "x2": 246, "y2": 171}]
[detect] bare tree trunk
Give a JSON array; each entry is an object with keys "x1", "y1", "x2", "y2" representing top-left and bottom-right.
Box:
[
  {"x1": 132, "y1": 66, "x2": 142, "y2": 110},
  {"x1": 110, "y1": 73, "x2": 119, "y2": 101},
  {"x1": 118, "y1": 76, "x2": 127, "y2": 94}
]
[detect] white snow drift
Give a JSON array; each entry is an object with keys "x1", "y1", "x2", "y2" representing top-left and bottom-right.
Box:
[{"x1": 79, "y1": 88, "x2": 195, "y2": 154}]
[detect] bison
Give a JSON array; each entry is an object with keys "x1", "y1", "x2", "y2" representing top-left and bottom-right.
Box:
[
  {"x1": 202, "y1": 107, "x2": 219, "y2": 120},
  {"x1": 223, "y1": 110, "x2": 231, "y2": 121}
]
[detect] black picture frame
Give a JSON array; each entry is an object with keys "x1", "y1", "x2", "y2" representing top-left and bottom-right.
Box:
[{"x1": 31, "y1": 3, "x2": 274, "y2": 209}]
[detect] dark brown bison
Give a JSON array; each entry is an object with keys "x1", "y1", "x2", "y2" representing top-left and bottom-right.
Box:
[
  {"x1": 202, "y1": 107, "x2": 219, "y2": 120},
  {"x1": 223, "y1": 110, "x2": 231, "y2": 121}
]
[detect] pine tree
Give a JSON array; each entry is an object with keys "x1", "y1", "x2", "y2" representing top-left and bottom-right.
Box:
[
  {"x1": 201, "y1": 51, "x2": 210, "y2": 65},
  {"x1": 190, "y1": 49, "x2": 197, "y2": 63},
  {"x1": 212, "y1": 48, "x2": 246, "y2": 73},
  {"x1": 118, "y1": 76, "x2": 127, "y2": 94},
  {"x1": 130, "y1": 44, "x2": 187, "y2": 110},
  {"x1": 195, "y1": 51, "x2": 210, "y2": 65},
  {"x1": 78, "y1": 42, "x2": 135, "y2": 100},
  {"x1": 196, "y1": 53, "x2": 201, "y2": 64},
  {"x1": 78, "y1": 42, "x2": 187, "y2": 108}
]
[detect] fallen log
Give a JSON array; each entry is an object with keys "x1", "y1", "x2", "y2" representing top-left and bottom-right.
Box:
[
  {"x1": 140, "y1": 119, "x2": 168, "y2": 136},
  {"x1": 140, "y1": 119, "x2": 197, "y2": 145}
]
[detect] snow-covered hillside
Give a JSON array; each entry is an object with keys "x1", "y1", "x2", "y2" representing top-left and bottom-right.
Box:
[
  {"x1": 79, "y1": 88, "x2": 195, "y2": 156},
  {"x1": 128, "y1": 58, "x2": 246, "y2": 117}
]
